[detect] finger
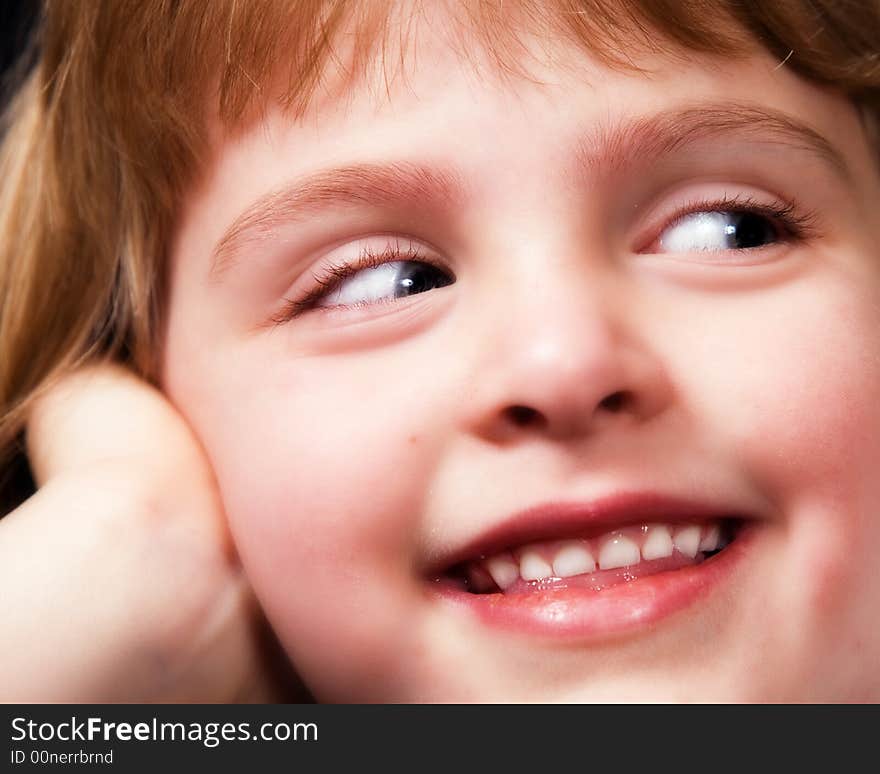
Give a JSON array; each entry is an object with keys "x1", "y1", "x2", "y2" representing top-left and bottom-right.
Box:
[
  {"x1": 26, "y1": 362, "x2": 212, "y2": 487},
  {"x1": 0, "y1": 474, "x2": 244, "y2": 701}
]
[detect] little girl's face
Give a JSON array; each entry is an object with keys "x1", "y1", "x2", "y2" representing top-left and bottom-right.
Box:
[{"x1": 161, "y1": 18, "x2": 880, "y2": 700}]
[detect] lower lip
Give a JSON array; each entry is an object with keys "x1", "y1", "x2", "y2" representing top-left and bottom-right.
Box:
[{"x1": 430, "y1": 524, "x2": 756, "y2": 640}]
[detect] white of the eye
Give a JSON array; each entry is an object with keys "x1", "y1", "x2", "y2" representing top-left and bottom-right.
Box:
[
  {"x1": 318, "y1": 261, "x2": 405, "y2": 307},
  {"x1": 660, "y1": 211, "x2": 736, "y2": 252}
]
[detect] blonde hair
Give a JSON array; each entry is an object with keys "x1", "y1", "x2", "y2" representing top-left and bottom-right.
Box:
[{"x1": 2, "y1": 0, "x2": 880, "y2": 506}]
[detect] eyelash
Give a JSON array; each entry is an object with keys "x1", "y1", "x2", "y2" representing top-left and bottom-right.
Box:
[
  {"x1": 271, "y1": 242, "x2": 440, "y2": 323},
  {"x1": 650, "y1": 193, "x2": 819, "y2": 248},
  {"x1": 272, "y1": 194, "x2": 819, "y2": 323}
]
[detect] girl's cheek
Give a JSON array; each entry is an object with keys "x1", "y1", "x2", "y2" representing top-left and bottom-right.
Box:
[
  {"x1": 717, "y1": 282, "x2": 880, "y2": 653},
  {"x1": 197, "y1": 361, "x2": 441, "y2": 687}
]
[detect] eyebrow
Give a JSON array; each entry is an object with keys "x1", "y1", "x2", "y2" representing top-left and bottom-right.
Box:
[
  {"x1": 209, "y1": 101, "x2": 850, "y2": 281},
  {"x1": 573, "y1": 101, "x2": 850, "y2": 181},
  {"x1": 209, "y1": 161, "x2": 466, "y2": 280}
]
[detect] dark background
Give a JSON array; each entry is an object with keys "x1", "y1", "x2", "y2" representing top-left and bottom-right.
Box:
[
  {"x1": 0, "y1": 0, "x2": 40, "y2": 516},
  {"x1": 1, "y1": 0, "x2": 39, "y2": 102}
]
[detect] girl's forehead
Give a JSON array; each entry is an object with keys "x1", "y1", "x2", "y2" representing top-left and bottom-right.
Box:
[{"x1": 238, "y1": 38, "x2": 848, "y2": 168}]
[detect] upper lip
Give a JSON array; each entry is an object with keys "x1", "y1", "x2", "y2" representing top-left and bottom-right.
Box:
[{"x1": 428, "y1": 491, "x2": 754, "y2": 576}]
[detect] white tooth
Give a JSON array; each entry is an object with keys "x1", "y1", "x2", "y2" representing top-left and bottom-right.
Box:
[
  {"x1": 641, "y1": 525, "x2": 674, "y2": 560},
  {"x1": 699, "y1": 523, "x2": 721, "y2": 552},
  {"x1": 485, "y1": 557, "x2": 519, "y2": 590},
  {"x1": 598, "y1": 534, "x2": 641, "y2": 570},
  {"x1": 552, "y1": 543, "x2": 596, "y2": 578},
  {"x1": 519, "y1": 550, "x2": 554, "y2": 581},
  {"x1": 673, "y1": 525, "x2": 701, "y2": 558}
]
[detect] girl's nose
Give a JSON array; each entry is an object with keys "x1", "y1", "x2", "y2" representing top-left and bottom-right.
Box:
[{"x1": 459, "y1": 278, "x2": 675, "y2": 444}]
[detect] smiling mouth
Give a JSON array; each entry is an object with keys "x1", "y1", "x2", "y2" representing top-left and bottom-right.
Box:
[
  {"x1": 429, "y1": 495, "x2": 756, "y2": 639},
  {"x1": 447, "y1": 518, "x2": 739, "y2": 595}
]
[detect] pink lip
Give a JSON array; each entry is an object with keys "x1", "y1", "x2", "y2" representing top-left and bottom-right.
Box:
[{"x1": 427, "y1": 492, "x2": 758, "y2": 640}]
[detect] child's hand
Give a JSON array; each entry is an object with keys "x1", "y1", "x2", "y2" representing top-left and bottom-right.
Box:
[{"x1": 1, "y1": 364, "x2": 298, "y2": 701}]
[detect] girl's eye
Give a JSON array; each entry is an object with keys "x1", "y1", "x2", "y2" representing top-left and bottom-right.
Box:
[
  {"x1": 316, "y1": 260, "x2": 454, "y2": 308},
  {"x1": 658, "y1": 210, "x2": 779, "y2": 253}
]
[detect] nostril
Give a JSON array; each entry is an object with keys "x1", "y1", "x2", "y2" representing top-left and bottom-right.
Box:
[
  {"x1": 505, "y1": 405, "x2": 542, "y2": 427},
  {"x1": 504, "y1": 393, "x2": 628, "y2": 428},
  {"x1": 598, "y1": 391, "x2": 628, "y2": 412}
]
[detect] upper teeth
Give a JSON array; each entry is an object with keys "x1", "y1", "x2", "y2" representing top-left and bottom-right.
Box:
[
  {"x1": 519, "y1": 550, "x2": 553, "y2": 581},
  {"x1": 598, "y1": 534, "x2": 640, "y2": 570},
  {"x1": 477, "y1": 521, "x2": 727, "y2": 590},
  {"x1": 642, "y1": 525, "x2": 674, "y2": 560},
  {"x1": 485, "y1": 555, "x2": 519, "y2": 589},
  {"x1": 552, "y1": 544, "x2": 596, "y2": 577},
  {"x1": 672, "y1": 525, "x2": 702, "y2": 558}
]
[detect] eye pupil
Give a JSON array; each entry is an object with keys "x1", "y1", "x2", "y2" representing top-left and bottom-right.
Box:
[
  {"x1": 394, "y1": 262, "x2": 453, "y2": 298},
  {"x1": 729, "y1": 212, "x2": 775, "y2": 249}
]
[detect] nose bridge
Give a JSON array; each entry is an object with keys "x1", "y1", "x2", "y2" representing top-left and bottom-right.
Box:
[{"x1": 459, "y1": 263, "x2": 671, "y2": 441}]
